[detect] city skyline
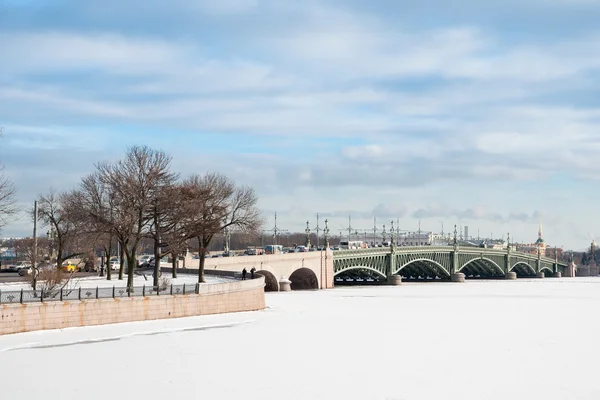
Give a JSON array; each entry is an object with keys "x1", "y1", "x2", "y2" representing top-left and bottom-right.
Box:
[{"x1": 2, "y1": 1, "x2": 600, "y2": 250}]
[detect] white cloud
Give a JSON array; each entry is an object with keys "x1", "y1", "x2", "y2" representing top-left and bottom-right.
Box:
[{"x1": 2, "y1": 1, "x2": 600, "y2": 249}]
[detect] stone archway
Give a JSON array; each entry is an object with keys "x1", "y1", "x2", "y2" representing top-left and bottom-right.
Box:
[
  {"x1": 256, "y1": 270, "x2": 279, "y2": 292},
  {"x1": 289, "y1": 268, "x2": 319, "y2": 290}
]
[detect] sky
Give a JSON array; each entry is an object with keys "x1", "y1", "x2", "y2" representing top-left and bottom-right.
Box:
[{"x1": 1, "y1": 0, "x2": 600, "y2": 250}]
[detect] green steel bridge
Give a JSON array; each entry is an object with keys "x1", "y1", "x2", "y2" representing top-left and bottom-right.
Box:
[{"x1": 333, "y1": 244, "x2": 568, "y2": 281}]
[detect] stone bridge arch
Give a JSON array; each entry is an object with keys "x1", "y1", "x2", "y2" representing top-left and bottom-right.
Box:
[
  {"x1": 289, "y1": 268, "x2": 319, "y2": 290},
  {"x1": 256, "y1": 270, "x2": 279, "y2": 292}
]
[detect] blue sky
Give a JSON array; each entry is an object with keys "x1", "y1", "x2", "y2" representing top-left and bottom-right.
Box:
[{"x1": 1, "y1": 0, "x2": 600, "y2": 250}]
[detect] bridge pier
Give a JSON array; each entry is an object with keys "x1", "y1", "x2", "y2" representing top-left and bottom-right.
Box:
[
  {"x1": 505, "y1": 272, "x2": 517, "y2": 280},
  {"x1": 450, "y1": 273, "x2": 465, "y2": 283},
  {"x1": 552, "y1": 271, "x2": 562, "y2": 278},
  {"x1": 387, "y1": 275, "x2": 402, "y2": 286},
  {"x1": 536, "y1": 272, "x2": 545, "y2": 279}
]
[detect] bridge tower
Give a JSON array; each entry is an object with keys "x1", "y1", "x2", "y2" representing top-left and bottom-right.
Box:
[
  {"x1": 387, "y1": 220, "x2": 402, "y2": 285},
  {"x1": 506, "y1": 233, "x2": 517, "y2": 280},
  {"x1": 450, "y1": 225, "x2": 466, "y2": 282}
]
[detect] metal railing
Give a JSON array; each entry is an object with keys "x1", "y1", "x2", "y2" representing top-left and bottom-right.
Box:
[{"x1": 0, "y1": 283, "x2": 200, "y2": 305}]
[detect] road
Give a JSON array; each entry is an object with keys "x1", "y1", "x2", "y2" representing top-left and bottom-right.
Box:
[{"x1": 0, "y1": 271, "x2": 98, "y2": 283}]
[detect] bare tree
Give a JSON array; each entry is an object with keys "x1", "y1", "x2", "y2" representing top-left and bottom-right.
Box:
[
  {"x1": 71, "y1": 172, "x2": 118, "y2": 280},
  {"x1": 184, "y1": 173, "x2": 263, "y2": 283},
  {"x1": 78, "y1": 146, "x2": 175, "y2": 289},
  {"x1": 146, "y1": 173, "x2": 178, "y2": 287},
  {"x1": 35, "y1": 189, "x2": 86, "y2": 269},
  {"x1": 160, "y1": 185, "x2": 195, "y2": 279},
  {"x1": 0, "y1": 128, "x2": 17, "y2": 230}
]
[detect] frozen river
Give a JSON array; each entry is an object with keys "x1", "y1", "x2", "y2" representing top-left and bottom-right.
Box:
[{"x1": 2, "y1": 278, "x2": 599, "y2": 400}]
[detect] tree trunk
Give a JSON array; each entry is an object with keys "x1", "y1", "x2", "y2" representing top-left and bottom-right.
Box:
[
  {"x1": 118, "y1": 242, "x2": 125, "y2": 280},
  {"x1": 198, "y1": 242, "x2": 206, "y2": 283},
  {"x1": 126, "y1": 248, "x2": 136, "y2": 289},
  {"x1": 106, "y1": 241, "x2": 113, "y2": 281},
  {"x1": 57, "y1": 256, "x2": 64, "y2": 272},
  {"x1": 153, "y1": 222, "x2": 161, "y2": 288},
  {"x1": 172, "y1": 252, "x2": 178, "y2": 279}
]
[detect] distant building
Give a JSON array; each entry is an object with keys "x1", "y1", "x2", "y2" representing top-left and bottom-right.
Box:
[
  {"x1": 397, "y1": 232, "x2": 444, "y2": 246},
  {"x1": 517, "y1": 222, "x2": 549, "y2": 255}
]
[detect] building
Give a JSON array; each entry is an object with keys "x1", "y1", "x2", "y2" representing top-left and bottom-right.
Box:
[
  {"x1": 517, "y1": 222, "x2": 549, "y2": 255},
  {"x1": 397, "y1": 231, "x2": 444, "y2": 246}
]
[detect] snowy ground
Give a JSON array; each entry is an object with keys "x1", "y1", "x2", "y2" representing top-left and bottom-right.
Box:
[
  {"x1": 0, "y1": 272, "x2": 230, "y2": 291},
  {"x1": 2, "y1": 278, "x2": 600, "y2": 400}
]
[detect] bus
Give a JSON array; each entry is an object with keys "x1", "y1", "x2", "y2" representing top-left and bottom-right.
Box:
[
  {"x1": 264, "y1": 245, "x2": 283, "y2": 254},
  {"x1": 339, "y1": 241, "x2": 366, "y2": 250}
]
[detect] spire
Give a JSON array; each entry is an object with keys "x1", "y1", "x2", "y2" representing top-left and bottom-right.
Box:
[{"x1": 535, "y1": 217, "x2": 545, "y2": 246}]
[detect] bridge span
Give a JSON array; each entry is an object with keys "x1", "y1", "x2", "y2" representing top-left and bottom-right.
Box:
[
  {"x1": 334, "y1": 245, "x2": 569, "y2": 283},
  {"x1": 181, "y1": 244, "x2": 569, "y2": 290}
]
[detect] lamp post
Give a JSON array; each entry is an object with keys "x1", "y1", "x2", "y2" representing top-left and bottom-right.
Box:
[{"x1": 305, "y1": 220, "x2": 311, "y2": 249}]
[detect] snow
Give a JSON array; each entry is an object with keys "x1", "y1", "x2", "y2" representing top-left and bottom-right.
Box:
[
  {"x1": 0, "y1": 272, "x2": 230, "y2": 291},
  {"x1": 2, "y1": 278, "x2": 600, "y2": 399}
]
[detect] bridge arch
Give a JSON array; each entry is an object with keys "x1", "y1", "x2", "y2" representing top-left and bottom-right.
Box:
[
  {"x1": 289, "y1": 268, "x2": 319, "y2": 290},
  {"x1": 458, "y1": 258, "x2": 505, "y2": 278},
  {"x1": 510, "y1": 262, "x2": 537, "y2": 277},
  {"x1": 333, "y1": 266, "x2": 387, "y2": 279},
  {"x1": 397, "y1": 259, "x2": 450, "y2": 279},
  {"x1": 256, "y1": 270, "x2": 279, "y2": 292},
  {"x1": 539, "y1": 265, "x2": 554, "y2": 275}
]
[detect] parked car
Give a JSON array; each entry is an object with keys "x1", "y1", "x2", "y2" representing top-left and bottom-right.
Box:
[
  {"x1": 18, "y1": 266, "x2": 33, "y2": 276},
  {"x1": 109, "y1": 260, "x2": 120, "y2": 271},
  {"x1": 2, "y1": 264, "x2": 18, "y2": 273},
  {"x1": 137, "y1": 255, "x2": 153, "y2": 267},
  {"x1": 61, "y1": 262, "x2": 80, "y2": 273},
  {"x1": 148, "y1": 257, "x2": 170, "y2": 268}
]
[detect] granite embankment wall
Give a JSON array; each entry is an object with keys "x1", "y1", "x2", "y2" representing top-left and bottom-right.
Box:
[{"x1": 0, "y1": 277, "x2": 265, "y2": 336}]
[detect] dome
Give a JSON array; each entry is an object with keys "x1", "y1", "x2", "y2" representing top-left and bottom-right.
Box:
[{"x1": 536, "y1": 237, "x2": 545, "y2": 244}]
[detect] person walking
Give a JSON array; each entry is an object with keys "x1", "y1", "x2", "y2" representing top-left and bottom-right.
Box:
[
  {"x1": 250, "y1": 267, "x2": 256, "y2": 279},
  {"x1": 242, "y1": 267, "x2": 247, "y2": 280}
]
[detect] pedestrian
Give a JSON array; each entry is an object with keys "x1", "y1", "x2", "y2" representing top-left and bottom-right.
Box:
[
  {"x1": 242, "y1": 267, "x2": 247, "y2": 280},
  {"x1": 250, "y1": 267, "x2": 256, "y2": 279}
]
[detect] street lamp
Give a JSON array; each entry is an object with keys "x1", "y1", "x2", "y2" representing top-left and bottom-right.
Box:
[
  {"x1": 305, "y1": 220, "x2": 311, "y2": 248},
  {"x1": 324, "y1": 219, "x2": 330, "y2": 249}
]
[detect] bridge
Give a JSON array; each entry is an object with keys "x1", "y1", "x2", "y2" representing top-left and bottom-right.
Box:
[
  {"x1": 334, "y1": 244, "x2": 569, "y2": 283},
  {"x1": 181, "y1": 243, "x2": 568, "y2": 291}
]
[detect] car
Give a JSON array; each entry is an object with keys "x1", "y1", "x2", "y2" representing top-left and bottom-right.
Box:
[
  {"x1": 109, "y1": 260, "x2": 120, "y2": 271},
  {"x1": 37, "y1": 263, "x2": 55, "y2": 271},
  {"x1": 2, "y1": 264, "x2": 18, "y2": 273},
  {"x1": 148, "y1": 257, "x2": 169, "y2": 268},
  {"x1": 61, "y1": 263, "x2": 80, "y2": 273},
  {"x1": 18, "y1": 266, "x2": 33, "y2": 276},
  {"x1": 137, "y1": 255, "x2": 153, "y2": 267}
]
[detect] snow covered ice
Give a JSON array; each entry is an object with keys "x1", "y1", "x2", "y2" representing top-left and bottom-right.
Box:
[{"x1": 2, "y1": 278, "x2": 600, "y2": 400}]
